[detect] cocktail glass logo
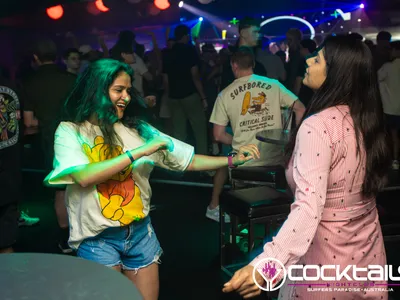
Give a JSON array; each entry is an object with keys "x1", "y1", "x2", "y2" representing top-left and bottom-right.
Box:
[
  {"x1": 252, "y1": 258, "x2": 287, "y2": 292},
  {"x1": 253, "y1": 259, "x2": 400, "y2": 293}
]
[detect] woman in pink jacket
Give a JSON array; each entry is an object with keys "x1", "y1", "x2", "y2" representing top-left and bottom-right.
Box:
[{"x1": 223, "y1": 35, "x2": 391, "y2": 299}]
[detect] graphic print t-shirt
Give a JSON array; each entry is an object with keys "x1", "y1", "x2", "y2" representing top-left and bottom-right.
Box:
[
  {"x1": 0, "y1": 83, "x2": 20, "y2": 150},
  {"x1": 45, "y1": 121, "x2": 194, "y2": 249},
  {"x1": 210, "y1": 75, "x2": 297, "y2": 166}
]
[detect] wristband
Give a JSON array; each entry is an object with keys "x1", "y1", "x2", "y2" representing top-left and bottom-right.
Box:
[
  {"x1": 228, "y1": 153, "x2": 237, "y2": 169},
  {"x1": 126, "y1": 151, "x2": 135, "y2": 163}
]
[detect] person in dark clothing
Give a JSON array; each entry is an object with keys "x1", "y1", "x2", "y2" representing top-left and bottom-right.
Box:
[
  {"x1": 276, "y1": 50, "x2": 287, "y2": 65},
  {"x1": 23, "y1": 40, "x2": 76, "y2": 169},
  {"x1": 22, "y1": 39, "x2": 76, "y2": 253},
  {"x1": 220, "y1": 17, "x2": 267, "y2": 90},
  {"x1": 162, "y1": 25, "x2": 209, "y2": 155},
  {"x1": 0, "y1": 76, "x2": 22, "y2": 253},
  {"x1": 374, "y1": 31, "x2": 392, "y2": 71},
  {"x1": 285, "y1": 28, "x2": 303, "y2": 95},
  {"x1": 63, "y1": 48, "x2": 81, "y2": 75},
  {"x1": 297, "y1": 39, "x2": 317, "y2": 108}
]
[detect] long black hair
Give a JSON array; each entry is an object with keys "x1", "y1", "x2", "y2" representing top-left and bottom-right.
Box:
[
  {"x1": 285, "y1": 35, "x2": 390, "y2": 197},
  {"x1": 62, "y1": 59, "x2": 155, "y2": 156}
]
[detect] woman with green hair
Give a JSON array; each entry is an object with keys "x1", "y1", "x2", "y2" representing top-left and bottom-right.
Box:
[{"x1": 45, "y1": 58, "x2": 259, "y2": 299}]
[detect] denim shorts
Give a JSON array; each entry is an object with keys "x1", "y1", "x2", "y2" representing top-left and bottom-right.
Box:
[{"x1": 77, "y1": 217, "x2": 162, "y2": 272}]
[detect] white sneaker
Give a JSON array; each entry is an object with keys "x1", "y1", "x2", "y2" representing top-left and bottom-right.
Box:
[
  {"x1": 206, "y1": 206, "x2": 231, "y2": 223},
  {"x1": 392, "y1": 160, "x2": 399, "y2": 170}
]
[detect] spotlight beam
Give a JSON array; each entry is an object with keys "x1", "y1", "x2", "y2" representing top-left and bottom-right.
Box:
[
  {"x1": 261, "y1": 15, "x2": 315, "y2": 39},
  {"x1": 180, "y1": 3, "x2": 224, "y2": 28}
]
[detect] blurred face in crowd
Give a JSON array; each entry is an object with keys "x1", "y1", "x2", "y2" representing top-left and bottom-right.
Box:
[
  {"x1": 303, "y1": 48, "x2": 327, "y2": 90},
  {"x1": 269, "y1": 43, "x2": 280, "y2": 54},
  {"x1": 64, "y1": 52, "x2": 81, "y2": 71},
  {"x1": 286, "y1": 33, "x2": 300, "y2": 51},
  {"x1": 279, "y1": 41, "x2": 288, "y2": 52},
  {"x1": 240, "y1": 26, "x2": 260, "y2": 47}
]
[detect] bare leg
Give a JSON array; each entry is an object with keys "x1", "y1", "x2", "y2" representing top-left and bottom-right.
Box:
[
  {"x1": 112, "y1": 265, "x2": 122, "y2": 272},
  {"x1": 391, "y1": 129, "x2": 399, "y2": 161},
  {"x1": 54, "y1": 190, "x2": 68, "y2": 228},
  {"x1": 209, "y1": 167, "x2": 229, "y2": 209},
  {"x1": 54, "y1": 190, "x2": 71, "y2": 252},
  {"x1": 123, "y1": 263, "x2": 159, "y2": 300}
]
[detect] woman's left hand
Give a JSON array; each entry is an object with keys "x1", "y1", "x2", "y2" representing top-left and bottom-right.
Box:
[
  {"x1": 233, "y1": 144, "x2": 260, "y2": 166},
  {"x1": 222, "y1": 265, "x2": 264, "y2": 298},
  {"x1": 145, "y1": 96, "x2": 157, "y2": 108}
]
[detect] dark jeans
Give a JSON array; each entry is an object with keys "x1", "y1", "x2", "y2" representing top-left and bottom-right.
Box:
[{"x1": 169, "y1": 93, "x2": 208, "y2": 155}]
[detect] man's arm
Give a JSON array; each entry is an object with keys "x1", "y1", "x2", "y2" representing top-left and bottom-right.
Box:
[
  {"x1": 292, "y1": 100, "x2": 306, "y2": 126},
  {"x1": 278, "y1": 82, "x2": 306, "y2": 126},
  {"x1": 377, "y1": 64, "x2": 388, "y2": 82},
  {"x1": 23, "y1": 111, "x2": 38, "y2": 128},
  {"x1": 213, "y1": 124, "x2": 233, "y2": 145},
  {"x1": 191, "y1": 65, "x2": 207, "y2": 99},
  {"x1": 191, "y1": 65, "x2": 208, "y2": 109},
  {"x1": 293, "y1": 77, "x2": 303, "y2": 96},
  {"x1": 98, "y1": 34, "x2": 109, "y2": 58}
]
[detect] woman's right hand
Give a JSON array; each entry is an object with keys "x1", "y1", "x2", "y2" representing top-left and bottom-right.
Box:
[{"x1": 142, "y1": 136, "x2": 174, "y2": 156}]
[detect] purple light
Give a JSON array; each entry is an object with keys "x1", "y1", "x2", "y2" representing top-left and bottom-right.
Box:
[{"x1": 359, "y1": 3, "x2": 365, "y2": 9}]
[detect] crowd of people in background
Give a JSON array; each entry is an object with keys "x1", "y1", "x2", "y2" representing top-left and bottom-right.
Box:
[{"x1": 0, "y1": 17, "x2": 399, "y2": 254}]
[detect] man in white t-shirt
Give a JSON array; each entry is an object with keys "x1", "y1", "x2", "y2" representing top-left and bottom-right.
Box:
[{"x1": 207, "y1": 47, "x2": 305, "y2": 222}]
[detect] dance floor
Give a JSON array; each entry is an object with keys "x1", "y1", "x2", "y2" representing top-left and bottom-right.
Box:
[{"x1": 18, "y1": 140, "x2": 400, "y2": 299}]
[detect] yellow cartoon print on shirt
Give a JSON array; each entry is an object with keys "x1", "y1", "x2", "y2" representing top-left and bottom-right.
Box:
[
  {"x1": 241, "y1": 91, "x2": 268, "y2": 115},
  {"x1": 82, "y1": 136, "x2": 144, "y2": 225}
]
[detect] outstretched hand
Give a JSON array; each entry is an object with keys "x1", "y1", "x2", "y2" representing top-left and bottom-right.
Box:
[
  {"x1": 223, "y1": 265, "x2": 264, "y2": 299},
  {"x1": 233, "y1": 144, "x2": 260, "y2": 166},
  {"x1": 144, "y1": 135, "x2": 174, "y2": 156}
]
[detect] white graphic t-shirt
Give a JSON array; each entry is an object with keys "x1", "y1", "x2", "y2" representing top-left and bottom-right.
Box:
[
  {"x1": 210, "y1": 74, "x2": 297, "y2": 166},
  {"x1": 45, "y1": 121, "x2": 194, "y2": 249}
]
